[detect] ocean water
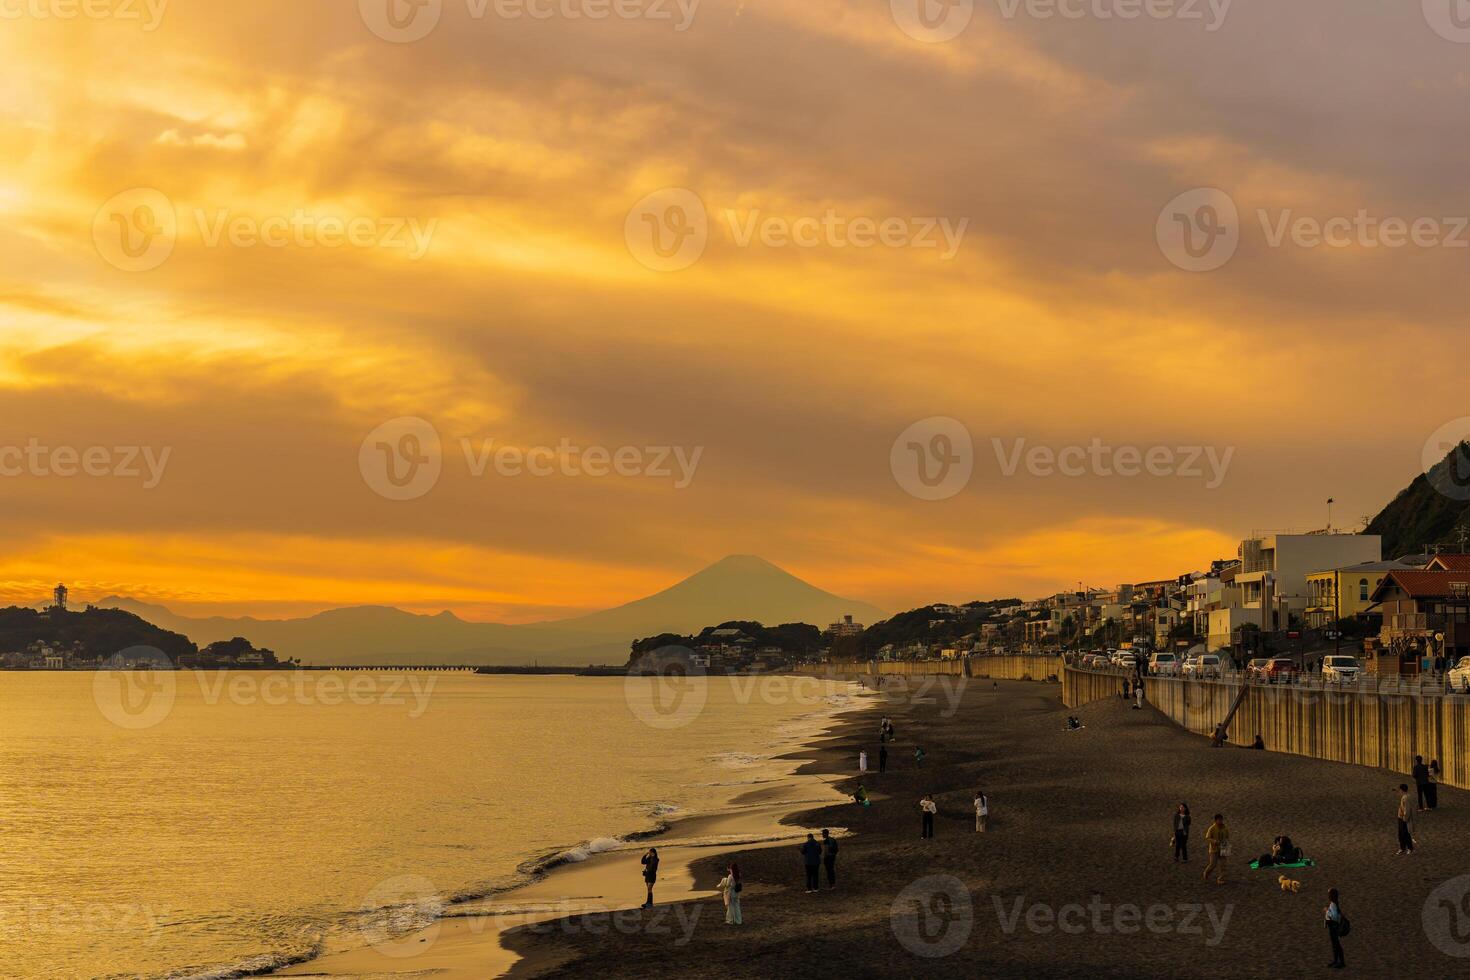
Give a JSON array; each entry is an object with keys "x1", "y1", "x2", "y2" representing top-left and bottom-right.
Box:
[{"x1": 0, "y1": 671, "x2": 859, "y2": 979}]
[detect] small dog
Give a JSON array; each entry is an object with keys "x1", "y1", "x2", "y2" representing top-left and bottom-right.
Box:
[{"x1": 1278, "y1": 875, "x2": 1301, "y2": 893}]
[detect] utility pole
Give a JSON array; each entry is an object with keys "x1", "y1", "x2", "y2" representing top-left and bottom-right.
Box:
[{"x1": 1326, "y1": 497, "x2": 1334, "y2": 532}]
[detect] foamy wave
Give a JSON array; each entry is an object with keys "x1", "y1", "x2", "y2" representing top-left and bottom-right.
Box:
[
  {"x1": 556, "y1": 836, "x2": 625, "y2": 864},
  {"x1": 708, "y1": 751, "x2": 762, "y2": 768},
  {"x1": 153, "y1": 943, "x2": 323, "y2": 980},
  {"x1": 649, "y1": 802, "x2": 680, "y2": 817}
]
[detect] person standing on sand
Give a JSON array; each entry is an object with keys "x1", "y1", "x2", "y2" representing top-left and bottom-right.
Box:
[
  {"x1": 1122, "y1": 678, "x2": 1130, "y2": 698},
  {"x1": 1413, "y1": 756, "x2": 1430, "y2": 811},
  {"x1": 800, "y1": 833, "x2": 822, "y2": 892},
  {"x1": 920, "y1": 795, "x2": 937, "y2": 839},
  {"x1": 1202, "y1": 813, "x2": 1228, "y2": 884},
  {"x1": 717, "y1": 862, "x2": 743, "y2": 924},
  {"x1": 640, "y1": 847, "x2": 659, "y2": 908},
  {"x1": 1325, "y1": 887, "x2": 1346, "y2": 969},
  {"x1": 1428, "y1": 759, "x2": 1441, "y2": 810},
  {"x1": 1396, "y1": 784, "x2": 1416, "y2": 854},
  {"x1": 1172, "y1": 803, "x2": 1191, "y2": 863},
  {"x1": 821, "y1": 829, "x2": 839, "y2": 888},
  {"x1": 1133, "y1": 685, "x2": 1143, "y2": 710},
  {"x1": 859, "y1": 749, "x2": 868, "y2": 774},
  {"x1": 974, "y1": 790, "x2": 989, "y2": 832},
  {"x1": 914, "y1": 746, "x2": 925, "y2": 768},
  {"x1": 879, "y1": 743, "x2": 888, "y2": 773}
]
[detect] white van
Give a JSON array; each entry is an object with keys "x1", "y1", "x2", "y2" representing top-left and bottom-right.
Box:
[{"x1": 1149, "y1": 652, "x2": 1180, "y2": 676}]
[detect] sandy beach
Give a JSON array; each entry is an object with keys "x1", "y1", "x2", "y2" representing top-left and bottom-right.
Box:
[
  {"x1": 493, "y1": 676, "x2": 1470, "y2": 978},
  {"x1": 276, "y1": 690, "x2": 873, "y2": 980},
  {"x1": 273, "y1": 674, "x2": 1470, "y2": 978}
]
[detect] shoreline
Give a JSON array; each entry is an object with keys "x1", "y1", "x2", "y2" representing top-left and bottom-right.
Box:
[{"x1": 273, "y1": 679, "x2": 882, "y2": 980}]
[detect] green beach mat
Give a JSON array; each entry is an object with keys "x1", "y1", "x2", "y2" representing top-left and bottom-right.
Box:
[{"x1": 1250, "y1": 858, "x2": 1316, "y2": 870}]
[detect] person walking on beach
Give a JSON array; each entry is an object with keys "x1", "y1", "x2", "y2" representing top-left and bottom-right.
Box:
[
  {"x1": 859, "y1": 749, "x2": 868, "y2": 774},
  {"x1": 1134, "y1": 685, "x2": 1144, "y2": 710},
  {"x1": 640, "y1": 847, "x2": 659, "y2": 908},
  {"x1": 1413, "y1": 755, "x2": 1431, "y2": 811},
  {"x1": 1172, "y1": 802, "x2": 1191, "y2": 863},
  {"x1": 1396, "y1": 784, "x2": 1416, "y2": 854},
  {"x1": 800, "y1": 833, "x2": 822, "y2": 892},
  {"x1": 879, "y1": 743, "x2": 888, "y2": 773},
  {"x1": 717, "y1": 862, "x2": 743, "y2": 924},
  {"x1": 1428, "y1": 759, "x2": 1442, "y2": 810},
  {"x1": 974, "y1": 789, "x2": 989, "y2": 832},
  {"x1": 914, "y1": 746, "x2": 926, "y2": 768},
  {"x1": 920, "y1": 795, "x2": 937, "y2": 839},
  {"x1": 1202, "y1": 813, "x2": 1228, "y2": 884},
  {"x1": 821, "y1": 829, "x2": 839, "y2": 889},
  {"x1": 1122, "y1": 678, "x2": 1130, "y2": 699},
  {"x1": 1324, "y1": 887, "x2": 1346, "y2": 969}
]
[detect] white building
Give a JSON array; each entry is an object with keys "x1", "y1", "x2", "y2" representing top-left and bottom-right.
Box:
[{"x1": 1234, "y1": 532, "x2": 1381, "y2": 632}]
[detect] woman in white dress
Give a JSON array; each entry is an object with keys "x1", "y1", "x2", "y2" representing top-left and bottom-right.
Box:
[{"x1": 717, "y1": 861, "x2": 743, "y2": 924}]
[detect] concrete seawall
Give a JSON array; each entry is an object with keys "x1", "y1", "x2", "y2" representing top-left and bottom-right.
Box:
[
  {"x1": 1063, "y1": 666, "x2": 1470, "y2": 791},
  {"x1": 794, "y1": 659, "x2": 1470, "y2": 791}
]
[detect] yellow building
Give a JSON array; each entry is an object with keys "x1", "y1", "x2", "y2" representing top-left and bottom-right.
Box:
[{"x1": 1305, "y1": 560, "x2": 1415, "y2": 627}]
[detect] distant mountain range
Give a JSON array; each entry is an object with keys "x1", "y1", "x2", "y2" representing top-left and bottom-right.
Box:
[
  {"x1": 1367, "y1": 441, "x2": 1470, "y2": 559},
  {"x1": 97, "y1": 555, "x2": 885, "y2": 666}
]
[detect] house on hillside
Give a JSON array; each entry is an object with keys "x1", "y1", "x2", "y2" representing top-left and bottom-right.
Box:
[{"x1": 1368, "y1": 570, "x2": 1470, "y2": 671}]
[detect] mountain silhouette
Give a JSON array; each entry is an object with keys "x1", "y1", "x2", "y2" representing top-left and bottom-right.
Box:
[
  {"x1": 1366, "y1": 441, "x2": 1470, "y2": 558},
  {"x1": 96, "y1": 555, "x2": 883, "y2": 666}
]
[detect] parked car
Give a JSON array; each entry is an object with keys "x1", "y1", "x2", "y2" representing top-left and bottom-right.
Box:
[
  {"x1": 1149, "y1": 652, "x2": 1180, "y2": 676},
  {"x1": 1183, "y1": 654, "x2": 1223, "y2": 678},
  {"x1": 1263, "y1": 658, "x2": 1298, "y2": 683},
  {"x1": 1245, "y1": 658, "x2": 1271, "y2": 679},
  {"x1": 1447, "y1": 656, "x2": 1470, "y2": 693},
  {"x1": 1321, "y1": 655, "x2": 1361, "y2": 683},
  {"x1": 1111, "y1": 651, "x2": 1135, "y2": 669}
]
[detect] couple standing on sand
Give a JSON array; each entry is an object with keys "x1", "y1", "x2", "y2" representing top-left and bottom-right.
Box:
[
  {"x1": 917, "y1": 790, "x2": 990, "y2": 837},
  {"x1": 800, "y1": 830, "x2": 839, "y2": 892},
  {"x1": 644, "y1": 845, "x2": 745, "y2": 925}
]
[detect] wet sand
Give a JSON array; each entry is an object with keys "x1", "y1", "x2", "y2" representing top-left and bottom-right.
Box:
[{"x1": 500, "y1": 678, "x2": 1470, "y2": 978}]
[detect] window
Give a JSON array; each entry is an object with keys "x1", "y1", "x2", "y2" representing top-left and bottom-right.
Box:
[{"x1": 1359, "y1": 579, "x2": 1369, "y2": 602}]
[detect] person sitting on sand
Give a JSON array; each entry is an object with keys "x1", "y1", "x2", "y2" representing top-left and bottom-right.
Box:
[
  {"x1": 1210, "y1": 724, "x2": 1229, "y2": 747},
  {"x1": 1203, "y1": 814, "x2": 1229, "y2": 884},
  {"x1": 1251, "y1": 734, "x2": 1265, "y2": 750},
  {"x1": 1257, "y1": 835, "x2": 1301, "y2": 867},
  {"x1": 640, "y1": 847, "x2": 659, "y2": 908},
  {"x1": 853, "y1": 784, "x2": 869, "y2": 808},
  {"x1": 1066, "y1": 716, "x2": 1082, "y2": 731},
  {"x1": 717, "y1": 862, "x2": 743, "y2": 925}
]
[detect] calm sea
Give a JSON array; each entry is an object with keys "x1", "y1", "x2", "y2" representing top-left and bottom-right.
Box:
[{"x1": 0, "y1": 671, "x2": 859, "y2": 979}]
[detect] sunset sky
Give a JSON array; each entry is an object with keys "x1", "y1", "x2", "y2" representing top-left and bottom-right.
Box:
[{"x1": 2, "y1": 1, "x2": 1469, "y2": 621}]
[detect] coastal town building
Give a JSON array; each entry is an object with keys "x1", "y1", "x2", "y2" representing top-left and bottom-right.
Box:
[
  {"x1": 1304, "y1": 559, "x2": 1417, "y2": 627},
  {"x1": 1235, "y1": 532, "x2": 1382, "y2": 632},
  {"x1": 826, "y1": 615, "x2": 863, "y2": 637}
]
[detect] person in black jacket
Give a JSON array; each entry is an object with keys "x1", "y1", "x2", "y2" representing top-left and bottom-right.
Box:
[
  {"x1": 821, "y1": 829, "x2": 839, "y2": 888},
  {"x1": 1172, "y1": 803, "x2": 1191, "y2": 863},
  {"x1": 878, "y1": 743, "x2": 888, "y2": 773},
  {"x1": 800, "y1": 834, "x2": 822, "y2": 893},
  {"x1": 640, "y1": 847, "x2": 659, "y2": 908},
  {"x1": 1325, "y1": 887, "x2": 1346, "y2": 969},
  {"x1": 1412, "y1": 755, "x2": 1431, "y2": 811}
]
